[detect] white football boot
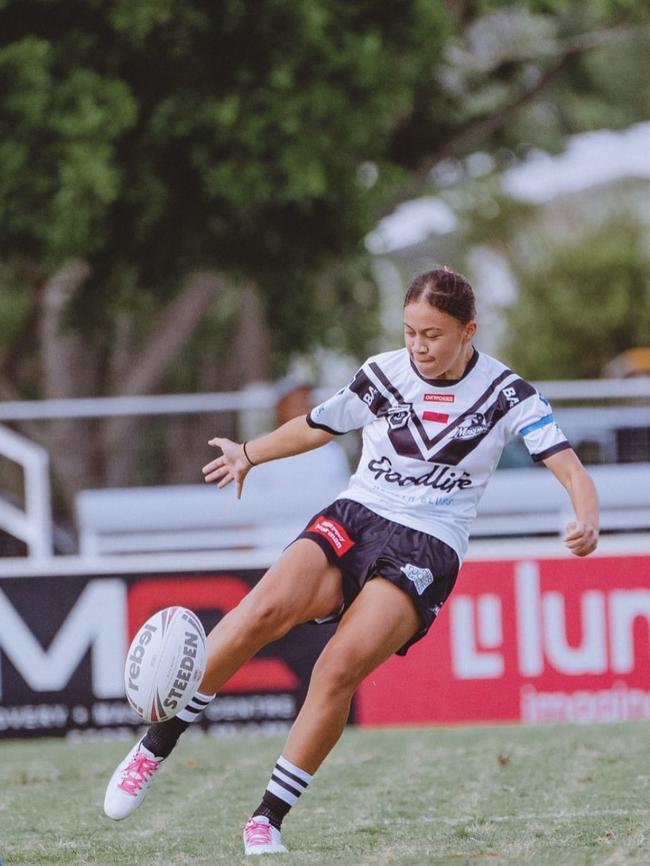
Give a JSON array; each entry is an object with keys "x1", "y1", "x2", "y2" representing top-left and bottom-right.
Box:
[
  {"x1": 103, "y1": 739, "x2": 164, "y2": 820},
  {"x1": 243, "y1": 816, "x2": 289, "y2": 855}
]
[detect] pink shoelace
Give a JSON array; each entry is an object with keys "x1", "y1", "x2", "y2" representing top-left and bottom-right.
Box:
[
  {"x1": 244, "y1": 819, "x2": 273, "y2": 847},
  {"x1": 118, "y1": 752, "x2": 159, "y2": 796}
]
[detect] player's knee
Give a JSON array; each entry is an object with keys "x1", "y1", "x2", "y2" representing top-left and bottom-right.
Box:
[
  {"x1": 237, "y1": 595, "x2": 295, "y2": 641},
  {"x1": 311, "y1": 652, "x2": 364, "y2": 698}
]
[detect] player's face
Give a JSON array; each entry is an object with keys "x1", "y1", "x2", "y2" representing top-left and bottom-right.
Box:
[{"x1": 403, "y1": 300, "x2": 476, "y2": 380}]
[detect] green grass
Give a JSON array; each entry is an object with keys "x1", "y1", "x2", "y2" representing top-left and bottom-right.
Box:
[{"x1": 0, "y1": 722, "x2": 649, "y2": 866}]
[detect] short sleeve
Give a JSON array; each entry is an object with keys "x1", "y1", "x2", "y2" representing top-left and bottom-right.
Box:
[
  {"x1": 307, "y1": 364, "x2": 387, "y2": 435},
  {"x1": 509, "y1": 389, "x2": 571, "y2": 463}
]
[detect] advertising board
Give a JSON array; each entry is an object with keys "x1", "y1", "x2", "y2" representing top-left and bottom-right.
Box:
[
  {"x1": 356, "y1": 554, "x2": 650, "y2": 726},
  {"x1": 1, "y1": 547, "x2": 648, "y2": 738},
  {"x1": 0, "y1": 566, "x2": 334, "y2": 739}
]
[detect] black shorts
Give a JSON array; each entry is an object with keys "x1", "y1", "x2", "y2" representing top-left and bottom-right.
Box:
[{"x1": 296, "y1": 498, "x2": 460, "y2": 655}]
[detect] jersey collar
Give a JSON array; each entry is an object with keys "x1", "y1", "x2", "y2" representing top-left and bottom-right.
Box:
[{"x1": 409, "y1": 347, "x2": 479, "y2": 387}]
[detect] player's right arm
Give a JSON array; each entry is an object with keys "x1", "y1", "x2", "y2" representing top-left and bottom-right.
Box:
[{"x1": 202, "y1": 416, "x2": 335, "y2": 499}]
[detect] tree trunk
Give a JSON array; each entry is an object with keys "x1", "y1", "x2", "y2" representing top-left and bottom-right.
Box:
[
  {"x1": 161, "y1": 281, "x2": 273, "y2": 483},
  {"x1": 103, "y1": 271, "x2": 226, "y2": 487},
  {"x1": 218, "y1": 282, "x2": 272, "y2": 390},
  {"x1": 39, "y1": 260, "x2": 97, "y2": 510}
]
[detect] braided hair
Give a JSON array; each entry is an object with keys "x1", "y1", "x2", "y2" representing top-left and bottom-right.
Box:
[{"x1": 404, "y1": 268, "x2": 476, "y2": 325}]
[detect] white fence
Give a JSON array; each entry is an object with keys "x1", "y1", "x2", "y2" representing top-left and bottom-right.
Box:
[
  {"x1": 1, "y1": 376, "x2": 649, "y2": 561},
  {"x1": 0, "y1": 426, "x2": 52, "y2": 558}
]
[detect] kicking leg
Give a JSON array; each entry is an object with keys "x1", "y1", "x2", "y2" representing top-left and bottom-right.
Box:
[
  {"x1": 199, "y1": 539, "x2": 344, "y2": 694},
  {"x1": 105, "y1": 539, "x2": 343, "y2": 820}
]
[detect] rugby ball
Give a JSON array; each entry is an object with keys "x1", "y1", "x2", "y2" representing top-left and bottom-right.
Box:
[{"x1": 124, "y1": 606, "x2": 207, "y2": 723}]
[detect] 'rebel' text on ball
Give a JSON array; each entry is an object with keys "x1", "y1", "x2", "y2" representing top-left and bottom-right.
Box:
[{"x1": 126, "y1": 622, "x2": 157, "y2": 693}]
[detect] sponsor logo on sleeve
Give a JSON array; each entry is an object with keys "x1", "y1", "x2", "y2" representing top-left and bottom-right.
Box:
[
  {"x1": 362, "y1": 385, "x2": 378, "y2": 406},
  {"x1": 424, "y1": 393, "x2": 455, "y2": 403},
  {"x1": 502, "y1": 386, "x2": 520, "y2": 408},
  {"x1": 307, "y1": 518, "x2": 355, "y2": 556}
]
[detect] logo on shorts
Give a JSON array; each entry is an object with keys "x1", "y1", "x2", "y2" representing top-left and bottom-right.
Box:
[
  {"x1": 400, "y1": 563, "x2": 434, "y2": 595},
  {"x1": 307, "y1": 517, "x2": 355, "y2": 556}
]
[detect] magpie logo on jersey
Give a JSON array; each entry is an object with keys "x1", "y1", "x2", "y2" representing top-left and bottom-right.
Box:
[
  {"x1": 451, "y1": 412, "x2": 489, "y2": 440},
  {"x1": 400, "y1": 563, "x2": 434, "y2": 595},
  {"x1": 385, "y1": 402, "x2": 414, "y2": 430}
]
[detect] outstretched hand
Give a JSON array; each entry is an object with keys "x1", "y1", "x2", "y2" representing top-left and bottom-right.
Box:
[
  {"x1": 202, "y1": 437, "x2": 251, "y2": 499},
  {"x1": 564, "y1": 521, "x2": 598, "y2": 557}
]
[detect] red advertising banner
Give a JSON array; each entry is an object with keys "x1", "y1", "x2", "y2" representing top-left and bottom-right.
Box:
[{"x1": 356, "y1": 555, "x2": 650, "y2": 726}]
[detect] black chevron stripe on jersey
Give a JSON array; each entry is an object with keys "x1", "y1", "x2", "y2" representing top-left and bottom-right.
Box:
[
  {"x1": 365, "y1": 362, "x2": 423, "y2": 458},
  {"x1": 368, "y1": 362, "x2": 516, "y2": 462},
  {"x1": 428, "y1": 377, "x2": 537, "y2": 465},
  {"x1": 349, "y1": 365, "x2": 427, "y2": 458}
]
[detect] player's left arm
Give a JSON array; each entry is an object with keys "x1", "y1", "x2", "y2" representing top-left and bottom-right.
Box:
[{"x1": 543, "y1": 448, "x2": 599, "y2": 557}]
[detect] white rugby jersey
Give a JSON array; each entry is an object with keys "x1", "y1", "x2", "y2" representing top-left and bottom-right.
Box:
[{"x1": 307, "y1": 348, "x2": 570, "y2": 561}]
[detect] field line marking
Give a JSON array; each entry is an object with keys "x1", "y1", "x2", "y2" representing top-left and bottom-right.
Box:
[{"x1": 407, "y1": 808, "x2": 650, "y2": 825}]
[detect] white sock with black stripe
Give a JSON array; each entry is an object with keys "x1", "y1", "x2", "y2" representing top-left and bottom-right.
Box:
[
  {"x1": 142, "y1": 690, "x2": 215, "y2": 758},
  {"x1": 252, "y1": 756, "x2": 313, "y2": 829},
  {"x1": 176, "y1": 690, "x2": 215, "y2": 724}
]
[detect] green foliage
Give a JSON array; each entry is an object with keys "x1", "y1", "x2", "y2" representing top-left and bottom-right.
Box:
[
  {"x1": 263, "y1": 259, "x2": 382, "y2": 372},
  {"x1": 0, "y1": 35, "x2": 136, "y2": 261},
  {"x1": 503, "y1": 214, "x2": 650, "y2": 378},
  {"x1": 0, "y1": 0, "x2": 648, "y2": 384}
]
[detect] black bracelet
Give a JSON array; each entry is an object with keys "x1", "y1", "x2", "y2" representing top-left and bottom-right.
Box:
[{"x1": 242, "y1": 441, "x2": 256, "y2": 467}]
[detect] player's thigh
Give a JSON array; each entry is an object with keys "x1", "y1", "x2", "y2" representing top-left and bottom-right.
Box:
[
  {"x1": 311, "y1": 577, "x2": 421, "y2": 692},
  {"x1": 242, "y1": 537, "x2": 344, "y2": 624}
]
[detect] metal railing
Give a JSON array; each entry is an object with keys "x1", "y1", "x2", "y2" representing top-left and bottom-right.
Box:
[
  {"x1": 0, "y1": 426, "x2": 53, "y2": 557},
  {"x1": 0, "y1": 377, "x2": 649, "y2": 422},
  {"x1": 0, "y1": 376, "x2": 649, "y2": 560}
]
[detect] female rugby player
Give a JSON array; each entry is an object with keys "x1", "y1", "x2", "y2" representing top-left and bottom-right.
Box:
[{"x1": 104, "y1": 268, "x2": 599, "y2": 855}]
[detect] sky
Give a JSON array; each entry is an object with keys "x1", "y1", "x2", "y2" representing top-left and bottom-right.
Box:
[{"x1": 366, "y1": 121, "x2": 650, "y2": 255}]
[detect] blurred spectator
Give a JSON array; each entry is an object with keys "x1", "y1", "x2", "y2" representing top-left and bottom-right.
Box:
[
  {"x1": 602, "y1": 348, "x2": 650, "y2": 378},
  {"x1": 274, "y1": 375, "x2": 317, "y2": 425},
  {"x1": 251, "y1": 374, "x2": 351, "y2": 498}
]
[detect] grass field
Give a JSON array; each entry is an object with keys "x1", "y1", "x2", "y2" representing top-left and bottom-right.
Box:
[{"x1": 0, "y1": 721, "x2": 648, "y2": 866}]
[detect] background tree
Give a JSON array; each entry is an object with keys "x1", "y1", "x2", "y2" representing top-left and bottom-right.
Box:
[
  {"x1": 503, "y1": 214, "x2": 650, "y2": 379},
  {"x1": 0, "y1": 0, "x2": 648, "y2": 508}
]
